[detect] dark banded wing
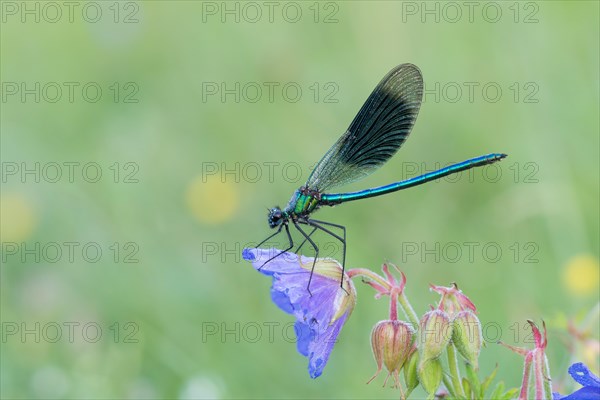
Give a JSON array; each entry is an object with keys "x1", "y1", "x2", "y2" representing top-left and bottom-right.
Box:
[{"x1": 305, "y1": 64, "x2": 423, "y2": 192}]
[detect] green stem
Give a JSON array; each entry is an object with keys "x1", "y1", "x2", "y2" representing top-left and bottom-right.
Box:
[
  {"x1": 398, "y1": 292, "x2": 420, "y2": 329},
  {"x1": 389, "y1": 290, "x2": 398, "y2": 321},
  {"x1": 447, "y1": 343, "x2": 465, "y2": 398},
  {"x1": 540, "y1": 353, "x2": 553, "y2": 400}
]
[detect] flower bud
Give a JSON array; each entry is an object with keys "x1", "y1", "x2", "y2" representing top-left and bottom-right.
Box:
[
  {"x1": 452, "y1": 310, "x2": 482, "y2": 369},
  {"x1": 418, "y1": 358, "x2": 443, "y2": 396},
  {"x1": 419, "y1": 310, "x2": 453, "y2": 363},
  {"x1": 369, "y1": 320, "x2": 414, "y2": 386},
  {"x1": 403, "y1": 349, "x2": 419, "y2": 395}
]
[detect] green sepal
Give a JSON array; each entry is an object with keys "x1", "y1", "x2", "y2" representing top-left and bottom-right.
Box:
[
  {"x1": 403, "y1": 350, "x2": 419, "y2": 394},
  {"x1": 418, "y1": 358, "x2": 443, "y2": 395}
]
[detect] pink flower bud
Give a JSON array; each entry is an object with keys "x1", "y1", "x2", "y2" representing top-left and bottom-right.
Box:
[{"x1": 368, "y1": 320, "x2": 414, "y2": 387}]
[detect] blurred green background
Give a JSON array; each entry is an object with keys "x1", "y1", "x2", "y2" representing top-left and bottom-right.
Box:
[{"x1": 1, "y1": 1, "x2": 599, "y2": 399}]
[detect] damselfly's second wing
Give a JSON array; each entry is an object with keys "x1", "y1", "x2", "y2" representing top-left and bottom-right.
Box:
[{"x1": 305, "y1": 63, "x2": 423, "y2": 192}]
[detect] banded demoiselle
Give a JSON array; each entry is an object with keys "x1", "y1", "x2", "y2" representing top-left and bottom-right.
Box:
[{"x1": 257, "y1": 64, "x2": 506, "y2": 292}]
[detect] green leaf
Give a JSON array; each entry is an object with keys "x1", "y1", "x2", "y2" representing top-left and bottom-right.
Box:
[
  {"x1": 501, "y1": 388, "x2": 519, "y2": 400},
  {"x1": 480, "y1": 364, "x2": 499, "y2": 396},
  {"x1": 462, "y1": 377, "x2": 472, "y2": 399},
  {"x1": 489, "y1": 381, "x2": 505, "y2": 400}
]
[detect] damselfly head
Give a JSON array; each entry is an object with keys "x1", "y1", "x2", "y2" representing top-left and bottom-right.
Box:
[{"x1": 267, "y1": 207, "x2": 284, "y2": 228}]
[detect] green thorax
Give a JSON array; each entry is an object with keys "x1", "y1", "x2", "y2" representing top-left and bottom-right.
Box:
[{"x1": 284, "y1": 188, "x2": 321, "y2": 217}]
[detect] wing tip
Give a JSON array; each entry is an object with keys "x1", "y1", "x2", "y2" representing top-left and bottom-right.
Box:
[
  {"x1": 391, "y1": 63, "x2": 421, "y2": 74},
  {"x1": 389, "y1": 63, "x2": 422, "y2": 80}
]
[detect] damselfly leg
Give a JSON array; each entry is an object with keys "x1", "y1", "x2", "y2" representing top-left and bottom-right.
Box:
[{"x1": 257, "y1": 224, "x2": 294, "y2": 269}]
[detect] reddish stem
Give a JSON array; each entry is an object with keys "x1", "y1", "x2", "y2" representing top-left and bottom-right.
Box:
[
  {"x1": 389, "y1": 289, "x2": 398, "y2": 321},
  {"x1": 533, "y1": 350, "x2": 544, "y2": 400},
  {"x1": 518, "y1": 352, "x2": 533, "y2": 400}
]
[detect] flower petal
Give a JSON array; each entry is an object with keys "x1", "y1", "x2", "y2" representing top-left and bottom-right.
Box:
[
  {"x1": 294, "y1": 320, "x2": 313, "y2": 357},
  {"x1": 306, "y1": 313, "x2": 350, "y2": 378},
  {"x1": 553, "y1": 386, "x2": 600, "y2": 400},
  {"x1": 270, "y1": 288, "x2": 294, "y2": 314},
  {"x1": 568, "y1": 362, "x2": 600, "y2": 388},
  {"x1": 243, "y1": 248, "x2": 355, "y2": 379}
]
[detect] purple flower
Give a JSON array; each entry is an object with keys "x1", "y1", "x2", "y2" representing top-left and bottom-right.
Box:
[
  {"x1": 553, "y1": 363, "x2": 600, "y2": 400},
  {"x1": 242, "y1": 248, "x2": 356, "y2": 378}
]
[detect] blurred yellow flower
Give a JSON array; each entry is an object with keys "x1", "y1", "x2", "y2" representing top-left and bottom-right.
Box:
[
  {"x1": 185, "y1": 175, "x2": 239, "y2": 225},
  {"x1": 0, "y1": 193, "x2": 36, "y2": 242},
  {"x1": 563, "y1": 255, "x2": 600, "y2": 296}
]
